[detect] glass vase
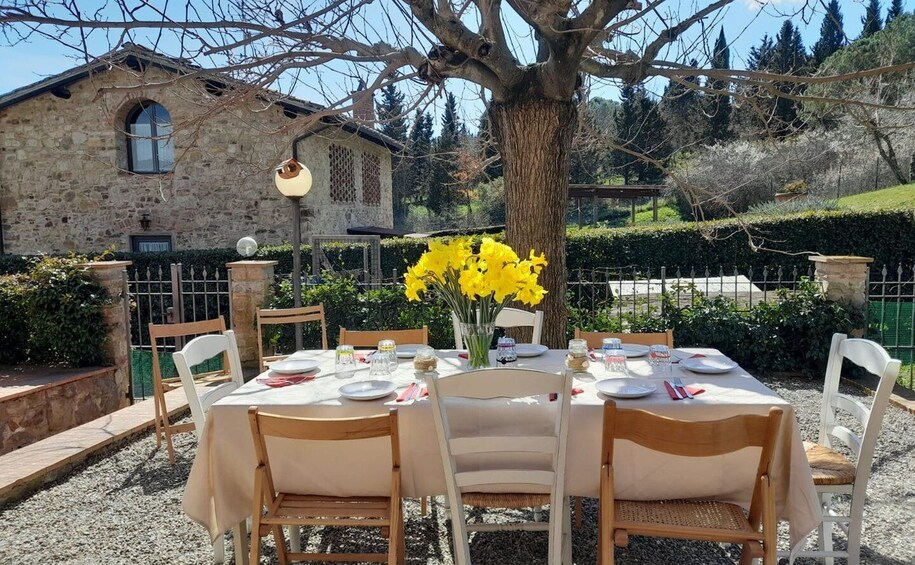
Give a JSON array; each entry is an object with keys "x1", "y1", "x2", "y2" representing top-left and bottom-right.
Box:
[{"x1": 460, "y1": 321, "x2": 495, "y2": 369}]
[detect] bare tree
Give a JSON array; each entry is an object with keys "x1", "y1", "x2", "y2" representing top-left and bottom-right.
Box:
[{"x1": 2, "y1": 0, "x2": 914, "y2": 346}]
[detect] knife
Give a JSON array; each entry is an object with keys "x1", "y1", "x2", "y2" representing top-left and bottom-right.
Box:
[{"x1": 667, "y1": 380, "x2": 682, "y2": 400}]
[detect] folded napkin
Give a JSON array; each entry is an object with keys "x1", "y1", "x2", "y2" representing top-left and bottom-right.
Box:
[
  {"x1": 673, "y1": 352, "x2": 705, "y2": 364},
  {"x1": 256, "y1": 374, "x2": 315, "y2": 387},
  {"x1": 588, "y1": 349, "x2": 599, "y2": 361},
  {"x1": 458, "y1": 352, "x2": 468, "y2": 359},
  {"x1": 396, "y1": 383, "x2": 417, "y2": 402},
  {"x1": 663, "y1": 380, "x2": 705, "y2": 400},
  {"x1": 550, "y1": 387, "x2": 585, "y2": 401},
  {"x1": 357, "y1": 351, "x2": 375, "y2": 364}
]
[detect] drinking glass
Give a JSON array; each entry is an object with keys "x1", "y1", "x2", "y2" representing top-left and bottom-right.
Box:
[
  {"x1": 602, "y1": 338, "x2": 628, "y2": 376},
  {"x1": 496, "y1": 337, "x2": 518, "y2": 367},
  {"x1": 378, "y1": 339, "x2": 397, "y2": 372},
  {"x1": 369, "y1": 349, "x2": 392, "y2": 377},
  {"x1": 335, "y1": 345, "x2": 357, "y2": 379},
  {"x1": 649, "y1": 344, "x2": 672, "y2": 373}
]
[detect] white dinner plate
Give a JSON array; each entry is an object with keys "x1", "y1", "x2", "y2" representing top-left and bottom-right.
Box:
[
  {"x1": 680, "y1": 355, "x2": 738, "y2": 374},
  {"x1": 338, "y1": 380, "x2": 397, "y2": 401},
  {"x1": 396, "y1": 344, "x2": 424, "y2": 358},
  {"x1": 621, "y1": 344, "x2": 650, "y2": 358},
  {"x1": 267, "y1": 358, "x2": 320, "y2": 375},
  {"x1": 515, "y1": 344, "x2": 549, "y2": 358},
  {"x1": 595, "y1": 378, "x2": 658, "y2": 399}
]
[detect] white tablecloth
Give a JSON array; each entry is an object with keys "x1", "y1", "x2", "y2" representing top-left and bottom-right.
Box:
[{"x1": 183, "y1": 348, "x2": 821, "y2": 550}]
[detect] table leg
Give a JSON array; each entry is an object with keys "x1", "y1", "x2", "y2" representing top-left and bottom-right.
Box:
[{"x1": 233, "y1": 521, "x2": 249, "y2": 565}]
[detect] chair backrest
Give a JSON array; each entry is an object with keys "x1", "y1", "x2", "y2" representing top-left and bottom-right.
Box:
[
  {"x1": 428, "y1": 368, "x2": 573, "y2": 515},
  {"x1": 574, "y1": 328, "x2": 674, "y2": 349},
  {"x1": 602, "y1": 400, "x2": 783, "y2": 528},
  {"x1": 173, "y1": 330, "x2": 245, "y2": 438},
  {"x1": 248, "y1": 408, "x2": 400, "y2": 499},
  {"x1": 451, "y1": 308, "x2": 544, "y2": 349},
  {"x1": 256, "y1": 305, "x2": 328, "y2": 370},
  {"x1": 819, "y1": 333, "x2": 900, "y2": 485},
  {"x1": 338, "y1": 327, "x2": 429, "y2": 348},
  {"x1": 149, "y1": 317, "x2": 227, "y2": 384}
]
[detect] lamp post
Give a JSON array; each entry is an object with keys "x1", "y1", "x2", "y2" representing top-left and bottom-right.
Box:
[{"x1": 274, "y1": 158, "x2": 313, "y2": 350}]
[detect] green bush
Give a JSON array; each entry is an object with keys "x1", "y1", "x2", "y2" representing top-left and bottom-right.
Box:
[
  {"x1": 0, "y1": 275, "x2": 29, "y2": 363},
  {"x1": 24, "y1": 257, "x2": 111, "y2": 366}
]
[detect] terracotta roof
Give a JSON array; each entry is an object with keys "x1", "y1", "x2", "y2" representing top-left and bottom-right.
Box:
[{"x1": 0, "y1": 43, "x2": 402, "y2": 152}]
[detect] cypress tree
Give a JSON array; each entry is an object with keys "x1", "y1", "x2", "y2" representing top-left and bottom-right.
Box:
[
  {"x1": 613, "y1": 84, "x2": 668, "y2": 184},
  {"x1": 887, "y1": 0, "x2": 904, "y2": 23},
  {"x1": 428, "y1": 94, "x2": 462, "y2": 214},
  {"x1": 377, "y1": 84, "x2": 410, "y2": 224},
  {"x1": 706, "y1": 29, "x2": 733, "y2": 143},
  {"x1": 661, "y1": 59, "x2": 703, "y2": 150},
  {"x1": 812, "y1": 0, "x2": 846, "y2": 67},
  {"x1": 407, "y1": 110, "x2": 434, "y2": 215},
  {"x1": 861, "y1": 0, "x2": 883, "y2": 38}
]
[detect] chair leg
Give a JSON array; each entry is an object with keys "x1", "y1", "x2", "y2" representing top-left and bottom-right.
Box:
[
  {"x1": 448, "y1": 497, "x2": 471, "y2": 565},
  {"x1": 563, "y1": 497, "x2": 573, "y2": 565},
  {"x1": 288, "y1": 526, "x2": 301, "y2": 553},
  {"x1": 273, "y1": 525, "x2": 289, "y2": 565},
  {"x1": 847, "y1": 488, "x2": 866, "y2": 565},
  {"x1": 574, "y1": 496, "x2": 583, "y2": 529},
  {"x1": 421, "y1": 496, "x2": 428, "y2": 516},
  {"x1": 213, "y1": 533, "x2": 225, "y2": 565},
  {"x1": 819, "y1": 493, "x2": 834, "y2": 565},
  {"x1": 534, "y1": 505, "x2": 543, "y2": 522},
  {"x1": 233, "y1": 521, "x2": 249, "y2": 565}
]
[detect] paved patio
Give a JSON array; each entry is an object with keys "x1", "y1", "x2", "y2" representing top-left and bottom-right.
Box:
[{"x1": 0, "y1": 376, "x2": 912, "y2": 564}]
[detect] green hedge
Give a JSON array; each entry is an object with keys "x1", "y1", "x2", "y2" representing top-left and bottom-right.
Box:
[
  {"x1": 267, "y1": 274, "x2": 857, "y2": 378},
  {"x1": 2, "y1": 209, "x2": 913, "y2": 276},
  {"x1": 0, "y1": 257, "x2": 110, "y2": 366}
]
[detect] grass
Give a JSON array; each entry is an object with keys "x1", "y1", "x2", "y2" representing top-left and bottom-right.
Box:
[{"x1": 839, "y1": 183, "x2": 915, "y2": 210}]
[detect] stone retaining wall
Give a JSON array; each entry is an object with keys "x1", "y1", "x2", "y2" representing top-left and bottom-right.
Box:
[{"x1": 0, "y1": 367, "x2": 120, "y2": 455}]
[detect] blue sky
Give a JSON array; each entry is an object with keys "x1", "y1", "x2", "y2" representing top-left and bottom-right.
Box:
[{"x1": 0, "y1": 1, "x2": 895, "y2": 126}]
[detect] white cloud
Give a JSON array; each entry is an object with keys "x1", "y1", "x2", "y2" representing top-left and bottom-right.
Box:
[{"x1": 742, "y1": 0, "x2": 805, "y2": 11}]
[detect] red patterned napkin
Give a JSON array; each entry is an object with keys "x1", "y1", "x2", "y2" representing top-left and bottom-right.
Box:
[
  {"x1": 396, "y1": 383, "x2": 416, "y2": 402},
  {"x1": 356, "y1": 351, "x2": 375, "y2": 364},
  {"x1": 663, "y1": 380, "x2": 705, "y2": 400},
  {"x1": 588, "y1": 349, "x2": 599, "y2": 361},
  {"x1": 458, "y1": 352, "x2": 469, "y2": 359},
  {"x1": 550, "y1": 388, "x2": 585, "y2": 401},
  {"x1": 256, "y1": 374, "x2": 315, "y2": 387}
]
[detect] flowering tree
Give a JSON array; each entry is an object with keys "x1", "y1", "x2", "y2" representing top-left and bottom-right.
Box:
[{"x1": 2, "y1": 1, "x2": 913, "y2": 346}]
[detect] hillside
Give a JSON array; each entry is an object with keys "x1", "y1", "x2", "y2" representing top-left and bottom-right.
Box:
[{"x1": 839, "y1": 184, "x2": 915, "y2": 210}]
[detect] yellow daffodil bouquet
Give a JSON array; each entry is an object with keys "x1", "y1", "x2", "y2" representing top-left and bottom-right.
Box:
[{"x1": 404, "y1": 237, "x2": 547, "y2": 368}]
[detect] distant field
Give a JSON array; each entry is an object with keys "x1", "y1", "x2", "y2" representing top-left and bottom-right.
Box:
[{"x1": 839, "y1": 183, "x2": 915, "y2": 210}]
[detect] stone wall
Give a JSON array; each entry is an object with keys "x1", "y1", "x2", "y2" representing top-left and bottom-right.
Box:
[
  {"x1": 0, "y1": 67, "x2": 394, "y2": 254},
  {"x1": 0, "y1": 367, "x2": 120, "y2": 455}
]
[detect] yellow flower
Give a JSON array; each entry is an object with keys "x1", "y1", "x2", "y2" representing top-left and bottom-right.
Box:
[{"x1": 528, "y1": 250, "x2": 548, "y2": 274}]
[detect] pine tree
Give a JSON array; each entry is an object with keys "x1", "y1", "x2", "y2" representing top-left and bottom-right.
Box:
[
  {"x1": 477, "y1": 110, "x2": 502, "y2": 179},
  {"x1": 613, "y1": 85, "x2": 669, "y2": 184},
  {"x1": 661, "y1": 59, "x2": 703, "y2": 150},
  {"x1": 706, "y1": 29, "x2": 733, "y2": 143},
  {"x1": 812, "y1": 0, "x2": 846, "y2": 67},
  {"x1": 376, "y1": 84, "x2": 410, "y2": 224},
  {"x1": 861, "y1": 0, "x2": 883, "y2": 38},
  {"x1": 771, "y1": 21, "x2": 809, "y2": 135},
  {"x1": 748, "y1": 34, "x2": 775, "y2": 71},
  {"x1": 887, "y1": 0, "x2": 904, "y2": 23},
  {"x1": 428, "y1": 94, "x2": 462, "y2": 215}
]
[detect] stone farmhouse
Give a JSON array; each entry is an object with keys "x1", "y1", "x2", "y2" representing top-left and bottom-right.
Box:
[{"x1": 0, "y1": 45, "x2": 400, "y2": 254}]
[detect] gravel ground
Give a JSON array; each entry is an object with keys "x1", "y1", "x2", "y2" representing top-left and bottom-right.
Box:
[{"x1": 0, "y1": 376, "x2": 912, "y2": 565}]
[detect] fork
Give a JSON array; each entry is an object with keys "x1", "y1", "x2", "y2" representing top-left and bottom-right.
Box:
[{"x1": 673, "y1": 377, "x2": 693, "y2": 399}]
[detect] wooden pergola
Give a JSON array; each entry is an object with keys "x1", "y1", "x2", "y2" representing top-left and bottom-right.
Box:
[{"x1": 568, "y1": 184, "x2": 664, "y2": 226}]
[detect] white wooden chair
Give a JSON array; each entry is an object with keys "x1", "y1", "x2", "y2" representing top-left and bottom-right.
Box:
[
  {"x1": 173, "y1": 330, "x2": 248, "y2": 565},
  {"x1": 787, "y1": 333, "x2": 900, "y2": 565},
  {"x1": 427, "y1": 368, "x2": 573, "y2": 565},
  {"x1": 451, "y1": 308, "x2": 544, "y2": 349}
]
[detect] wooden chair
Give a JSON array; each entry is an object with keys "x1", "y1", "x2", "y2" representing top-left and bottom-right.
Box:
[
  {"x1": 247, "y1": 408, "x2": 404, "y2": 565},
  {"x1": 451, "y1": 307, "x2": 544, "y2": 349},
  {"x1": 339, "y1": 326, "x2": 429, "y2": 347},
  {"x1": 427, "y1": 368, "x2": 573, "y2": 565},
  {"x1": 172, "y1": 330, "x2": 247, "y2": 564},
  {"x1": 574, "y1": 328, "x2": 674, "y2": 349},
  {"x1": 256, "y1": 304, "x2": 328, "y2": 372},
  {"x1": 785, "y1": 334, "x2": 900, "y2": 565},
  {"x1": 599, "y1": 400, "x2": 783, "y2": 565},
  {"x1": 149, "y1": 317, "x2": 227, "y2": 464}
]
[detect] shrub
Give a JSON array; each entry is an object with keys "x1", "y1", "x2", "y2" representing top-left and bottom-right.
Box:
[
  {"x1": 746, "y1": 197, "x2": 841, "y2": 216},
  {"x1": 781, "y1": 180, "x2": 808, "y2": 194},
  {"x1": 0, "y1": 275, "x2": 29, "y2": 364},
  {"x1": 25, "y1": 257, "x2": 110, "y2": 366}
]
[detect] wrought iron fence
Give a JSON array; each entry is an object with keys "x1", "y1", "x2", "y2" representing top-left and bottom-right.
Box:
[
  {"x1": 126, "y1": 264, "x2": 231, "y2": 399},
  {"x1": 867, "y1": 265, "x2": 915, "y2": 390}
]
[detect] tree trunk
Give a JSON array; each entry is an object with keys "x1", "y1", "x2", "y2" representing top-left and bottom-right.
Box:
[{"x1": 490, "y1": 97, "x2": 577, "y2": 348}]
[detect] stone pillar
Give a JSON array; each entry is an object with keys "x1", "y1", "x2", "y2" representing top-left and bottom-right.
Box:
[
  {"x1": 81, "y1": 261, "x2": 133, "y2": 408},
  {"x1": 227, "y1": 261, "x2": 278, "y2": 369},
  {"x1": 809, "y1": 255, "x2": 873, "y2": 335}
]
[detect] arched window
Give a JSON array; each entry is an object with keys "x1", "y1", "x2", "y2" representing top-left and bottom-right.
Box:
[{"x1": 126, "y1": 102, "x2": 174, "y2": 173}]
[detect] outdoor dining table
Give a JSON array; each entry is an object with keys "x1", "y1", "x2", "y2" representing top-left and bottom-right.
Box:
[{"x1": 183, "y1": 348, "x2": 822, "y2": 553}]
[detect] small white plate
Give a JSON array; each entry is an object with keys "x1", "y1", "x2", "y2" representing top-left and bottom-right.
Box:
[
  {"x1": 621, "y1": 344, "x2": 650, "y2": 358},
  {"x1": 596, "y1": 378, "x2": 657, "y2": 399},
  {"x1": 339, "y1": 380, "x2": 397, "y2": 401},
  {"x1": 516, "y1": 344, "x2": 549, "y2": 357},
  {"x1": 268, "y1": 358, "x2": 320, "y2": 375},
  {"x1": 396, "y1": 344, "x2": 424, "y2": 358},
  {"x1": 680, "y1": 355, "x2": 738, "y2": 374}
]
